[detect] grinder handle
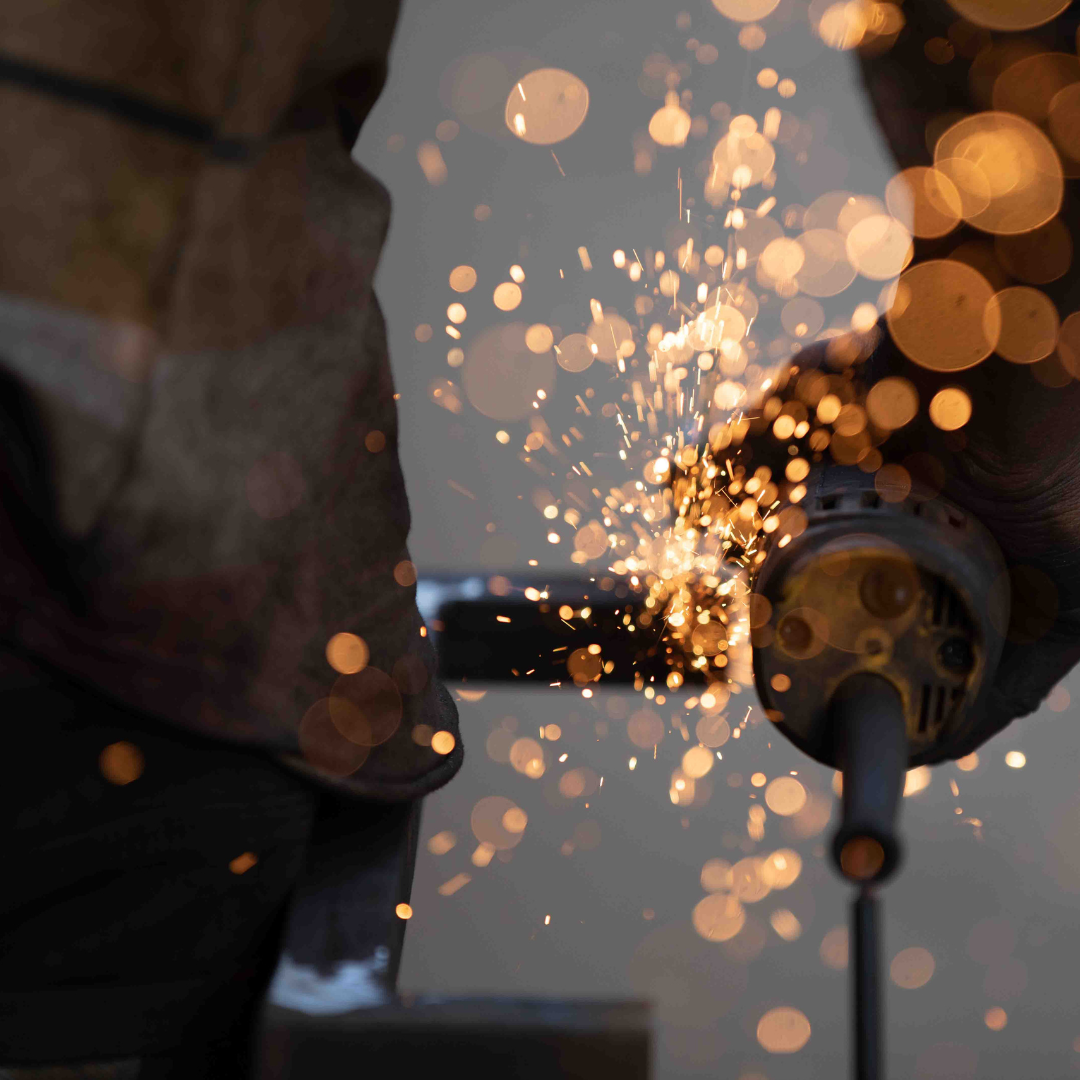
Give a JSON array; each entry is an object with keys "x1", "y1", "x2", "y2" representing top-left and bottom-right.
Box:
[{"x1": 830, "y1": 672, "x2": 907, "y2": 885}]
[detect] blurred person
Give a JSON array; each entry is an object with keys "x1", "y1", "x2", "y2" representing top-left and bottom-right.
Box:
[{"x1": 0, "y1": 2, "x2": 458, "y2": 1077}]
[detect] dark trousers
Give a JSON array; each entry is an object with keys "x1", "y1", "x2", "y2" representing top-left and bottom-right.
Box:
[{"x1": 0, "y1": 656, "x2": 419, "y2": 1079}]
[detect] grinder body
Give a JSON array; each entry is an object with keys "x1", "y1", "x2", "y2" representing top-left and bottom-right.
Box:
[{"x1": 752, "y1": 465, "x2": 1009, "y2": 773}]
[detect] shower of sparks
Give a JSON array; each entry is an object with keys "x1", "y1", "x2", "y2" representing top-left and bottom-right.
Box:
[{"x1": 400, "y1": 1, "x2": 1080, "y2": 1054}]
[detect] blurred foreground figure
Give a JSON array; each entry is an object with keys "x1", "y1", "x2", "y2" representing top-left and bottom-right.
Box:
[{"x1": 0, "y1": 1, "x2": 460, "y2": 1076}]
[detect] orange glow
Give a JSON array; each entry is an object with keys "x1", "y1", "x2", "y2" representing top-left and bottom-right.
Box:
[
  {"x1": 928, "y1": 387, "x2": 972, "y2": 431},
  {"x1": 890, "y1": 946, "x2": 935, "y2": 989},
  {"x1": 756, "y1": 1006, "x2": 811, "y2": 1053},
  {"x1": 510, "y1": 737, "x2": 545, "y2": 777},
  {"x1": 449, "y1": 265, "x2": 477, "y2": 292},
  {"x1": 761, "y1": 849, "x2": 802, "y2": 889},
  {"x1": 886, "y1": 167, "x2": 962, "y2": 239},
  {"x1": 840, "y1": 837, "x2": 885, "y2": 881},
  {"x1": 99, "y1": 741, "x2": 144, "y2": 785},
  {"x1": 820, "y1": 926, "x2": 849, "y2": 969},
  {"x1": 692, "y1": 892, "x2": 746, "y2": 940},
  {"x1": 471, "y1": 796, "x2": 527, "y2": 851},
  {"x1": 866, "y1": 377, "x2": 918, "y2": 430},
  {"x1": 525, "y1": 324, "x2": 554, "y2": 352},
  {"x1": 987, "y1": 287, "x2": 1060, "y2": 364},
  {"x1": 325, "y1": 632, "x2": 369, "y2": 675},
  {"x1": 431, "y1": 730, "x2": 456, "y2": 755},
  {"x1": 493, "y1": 282, "x2": 523, "y2": 311},
  {"x1": 765, "y1": 776, "x2": 807, "y2": 815},
  {"x1": 649, "y1": 95, "x2": 692, "y2": 148},
  {"x1": 887, "y1": 261, "x2": 999, "y2": 371},
  {"x1": 770, "y1": 908, "x2": 802, "y2": 941},
  {"x1": 934, "y1": 112, "x2": 1064, "y2": 235},
  {"x1": 230, "y1": 852, "x2": 258, "y2": 875},
  {"x1": 427, "y1": 831, "x2": 456, "y2": 855},
  {"x1": 438, "y1": 873, "x2": 471, "y2": 897},
  {"x1": 682, "y1": 745, "x2": 715, "y2": 778},
  {"x1": 417, "y1": 142, "x2": 447, "y2": 186},
  {"x1": 904, "y1": 766, "x2": 932, "y2": 796},
  {"x1": 712, "y1": 0, "x2": 780, "y2": 22},
  {"x1": 505, "y1": 68, "x2": 589, "y2": 145},
  {"x1": 945, "y1": 0, "x2": 1070, "y2": 30}
]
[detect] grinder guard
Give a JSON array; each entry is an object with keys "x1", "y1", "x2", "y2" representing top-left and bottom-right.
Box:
[{"x1": 751, "y1": 465, "x2": 1009, "y2": 770}]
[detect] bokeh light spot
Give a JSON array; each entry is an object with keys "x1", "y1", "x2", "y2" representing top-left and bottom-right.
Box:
[
  {"x1": 756, "y1": 1006, "x2": 811, "y2": 1053},
  {"x1": 887, "y1": 260, "x2": 999, "y2": 371},
  {"x1": 712, "y1": 0, "x2": 780, "y2": 22},
  {"x1": 692, "y1": 892, "x2": 746, "y2": 941},
  {"x1": 765, "y1": 776, "x2": 807, "y2": 815},
  {"x1": 944, "y1": 0, "x2": 1070, "y2": 30},
  {"x1": 493, "y1": 282, "x2": 523, "y2": 311},
  {"x1": 505, "y1": 68, "x2": 589, "y2": 144},
  {"x1": 934, "y1": 112, "x2": 1063, "y2": 235},
  {"x1": 986, "y1": 286, "x2": 1059, "y2": 364},
  {"x1": 928, "y1": 387, "x2": 972, "y2": 431},
  {"x1": 99, "y1": 741, "x2": 144, "y2": 785},
  {"x1": 890, "y1": 946, "x2": 935, "y2": 989},
  {"x1": 326, "y1": 632, "x2": 369, "y2": 674},
  {"x1": 449, "y1": 264, "x2": 479, "y2": 293},
  {"x1": 431, "y1": 730, "x2": 456, "y2": 755}
]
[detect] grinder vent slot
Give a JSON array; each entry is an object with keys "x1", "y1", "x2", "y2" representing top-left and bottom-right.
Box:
[
  {"x1": 946, "y1": 591, "x2": 961, "y2": 628},
  {"x1": 930, "y1": 576, "x2": 973, "y2": 632},
  {"x1": 917, "y1": 683, "x2": 960, "y2": 735},
  {"x1": 932, "y1": 580, "x2": 947, "y2": 626},
  {"x1": 918, "y1": 684, "x2": 931, "y2": 733}
]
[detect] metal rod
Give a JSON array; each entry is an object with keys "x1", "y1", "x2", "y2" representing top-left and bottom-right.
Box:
[
  {"x1": 852, "y1": 887, "x2": 881, "y2": 1080},
  {"x1": 829, "y1": 674, "x2": 904, "y2": 1080}
]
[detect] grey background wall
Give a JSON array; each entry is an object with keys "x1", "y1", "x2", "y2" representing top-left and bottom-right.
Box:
[{"x1": 354, "y1": 2, "x2": 1080, "y2": 1077}]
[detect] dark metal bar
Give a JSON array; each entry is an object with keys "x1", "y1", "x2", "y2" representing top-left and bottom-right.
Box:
[
  {"x1": 852, "y1": 888, "x2": 881, "y2": 1080},
  {"x1": 260, "y1": 997, "x2": 651, "y2": 1080},
  {"x1": 425, "y1": 576, "x2": 695, "y2": 688},
  {"x1": 829, "y1": 674, "x2": 905, "y2": 1080}
]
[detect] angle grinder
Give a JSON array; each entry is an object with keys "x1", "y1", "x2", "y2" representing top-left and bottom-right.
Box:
[{"x1": 750, "y1": 462, "x2": 1009, "y2": 1079}]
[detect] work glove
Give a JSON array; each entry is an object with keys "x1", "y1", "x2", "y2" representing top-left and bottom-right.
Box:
[{"x1": 795, "y1": 322, "x2": 1080, "y2": 758}]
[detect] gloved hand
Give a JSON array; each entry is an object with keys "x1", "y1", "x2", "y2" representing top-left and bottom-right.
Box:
[
  {"x1": 861, "y1": 331, "x2": 1080, "y2": 756},
  {"x1": 842, "y1": 0, "x2": 1080, "y2": 754}
]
